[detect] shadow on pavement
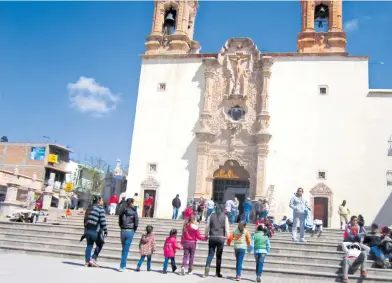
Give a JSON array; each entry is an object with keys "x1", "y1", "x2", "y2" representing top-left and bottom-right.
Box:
[{"x1": 62, "y1": 261, "x2": 118, "y2": 271}]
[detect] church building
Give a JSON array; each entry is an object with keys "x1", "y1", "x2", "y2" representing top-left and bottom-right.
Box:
[{"x1": 127, "y1": 0, "x2": 392, "y2": 227}]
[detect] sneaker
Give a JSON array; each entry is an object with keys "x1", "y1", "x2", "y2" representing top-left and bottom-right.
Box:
[
  {"x1": 172, "y1": 266, "x2": 177, "y2": 273},
  {"x1": 292, "y1": 238, "x2": 299, "y2": 242},
  {"x1": 256, "y1": 276, "x2": 261, "y2": 283},
  {"x1": 204, "y1": 267, "x2": 210, "y2": 278},
  {"x1": 236, "y1": 276, "x2": 241, "y2": 281},
  {"x1": 118, "y1": 268, "x2": 125, "y2": 272},
  {"x1": 84, "y1": 262, "x2": 91, "y2": 267},
  {"x1": 188, "y1": 270, "x2": 193, "y2": 275},
  {"x1": 135, "y1": 268, "x2": 140, "y2": 272},
  {"x1": 361, "y1": 271, "x2": 367, "y2": 278},
  {"x1": 181, "y1": 267, "x2": 186, "y2": 276},
  {"x1": 342, "y1": 278, "x2": 348, "y2": 283},
  {"x1": 163, "y1": 271, "x2": 167, "y2": 274},
  {"x1": 299, "y1": 238, "x2": 307, "y2": 243},
  {"x1": 147, "y1": 269, "x2": 151, "y2": 272},
  {"x1": 216, "y1": 274, "x2": 223, "y2": 278}
]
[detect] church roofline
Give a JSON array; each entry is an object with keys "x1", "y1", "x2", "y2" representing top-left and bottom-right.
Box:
[{"x1": 141, "y1": 52, "x2": 368, "y2": 60}]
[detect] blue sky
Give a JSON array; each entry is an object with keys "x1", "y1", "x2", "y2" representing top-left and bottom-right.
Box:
[{"x1": 1, "y1": 1, "x2": 391, "y2": 169}]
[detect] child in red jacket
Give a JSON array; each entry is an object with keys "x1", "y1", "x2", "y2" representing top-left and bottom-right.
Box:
[
  {"x1": 163, "y1": 229, "x2": 182, "y2": 274},
  {"x1": 184, "y1": 204, "x2": 194, "y2": 220},
  {"x1": 181, "y1": 215, "x2": 206, "y2": 275}
]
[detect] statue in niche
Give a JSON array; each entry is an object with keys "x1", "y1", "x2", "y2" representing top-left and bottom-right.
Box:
[{"x1": 230, "y1": 54, "x2": 248, "y2": 95}]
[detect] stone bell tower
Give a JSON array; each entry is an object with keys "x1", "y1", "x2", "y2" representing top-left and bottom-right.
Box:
[
  {"x1": 145, "y1": 0, "x2": 200, "y2": 55},
  {"x1": 297, "y1": 0, "x2": 346, "y2": 53}
]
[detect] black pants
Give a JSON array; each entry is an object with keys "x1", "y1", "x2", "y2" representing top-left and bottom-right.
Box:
[
  {"x1": 206, "y1": 237, "x2": 225, "y2": 275},
  {"x1": 144, "y1": 205, "x2": 150, "y2": 217}
]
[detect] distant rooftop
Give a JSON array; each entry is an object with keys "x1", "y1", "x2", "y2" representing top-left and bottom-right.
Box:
[{"x1": 0, "y1": 141, "x2": 73, "y2": 153}]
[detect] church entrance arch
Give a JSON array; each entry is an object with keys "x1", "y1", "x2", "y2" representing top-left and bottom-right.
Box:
[
  {"x1": 310, "y1": 183, "x2": 333, "y2": 228},
  {"x1": 212, "y1": 160, "x2": 250, "y2": 217}
]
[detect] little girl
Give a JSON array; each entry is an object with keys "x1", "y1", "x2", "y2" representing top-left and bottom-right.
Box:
[
  {"x1": 181, "y1": 215, "x2": 206, "y2": 275},
  {"x1": 163, "y1": 229, "x2": 182, "y2": 274},
  {"x1": 253, "y1": 224, "x2": 271, "y2": 283},
  {"x1": 227, "y1": 221, "x2": 251, "y2": 281},
  {"x1": 136, "y1": 225, "x2": 156, "y2": 272}
]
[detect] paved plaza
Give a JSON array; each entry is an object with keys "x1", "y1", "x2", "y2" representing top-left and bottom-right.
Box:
[{"x1": 0, "y1": 253, "x2": 335, "y2": 283}]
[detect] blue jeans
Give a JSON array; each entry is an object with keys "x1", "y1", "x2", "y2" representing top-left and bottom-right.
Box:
[
  {"x1": 262, "y1": 210, "x2": 269, "y2": 220},
  {"x1": 244, "y1": 211, "x2": 251, "y2": 223},
  {"x1": 84, "y1": 229, "x2": 103, "y2": 263},
  {"x1": 370, "y1": 246, "x2": 385, "y2": 260},
  {"x1": 205, "y1": 208, "x2": 214, "y2": 222},
  {"x1": 172, "y1": 207, "x2": 179, "y2": 219},
  {"x1": 137, "y1": 255, "x2": 152, "y2": 270},
  {"x1": 255, "y1": 253, "x2": 266, "y2": 277},
  {"x1": 163, "y1": 257, "x2": 177, "y2": 272},
  {"x1": 120, "y1": 230, "x2": 135, "y2": 269},
  {"x1": 234, "y1": 249, "x2": 246, "y2": 277}
]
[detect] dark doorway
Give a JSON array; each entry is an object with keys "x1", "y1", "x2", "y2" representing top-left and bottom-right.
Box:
[
  {"x1": 212, "y1": 179, "x2": 249, "y2": 216},
  {"x1": 314, "y1": 197, "x2": 329, "y2": 227},
  {"x1": 142, "y1": 190, "x2": 156, "y2": 217}
]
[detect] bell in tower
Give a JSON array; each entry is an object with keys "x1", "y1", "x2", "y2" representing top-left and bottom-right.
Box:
[
  {"x1": 297, "y1": 0, "x2": 346, "y2": 53},
  {"x1": 145, "y1": 1, "x2": 200, "y2": 55},
  {"x1": 163, "y1": 9, "x2": 176, "y2": 36}
]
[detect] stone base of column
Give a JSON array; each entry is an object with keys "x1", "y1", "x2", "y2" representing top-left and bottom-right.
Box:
[{"x1": 0, "y1": 201, "x2": 24, "y2": 219}]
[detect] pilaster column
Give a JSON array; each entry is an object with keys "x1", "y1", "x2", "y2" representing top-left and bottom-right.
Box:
[
  {"x1": 5, "y1": 182, "x2": 20, "y2": 202},
  {"x1": 260, "y1": 58, "x2": 273, "y2": 113},
  {"x1": 329, "y1": 0, "x2": 343, "y2": 32},
  {"x1": 58, "y1": 183, "x2": 66, "y2": 209},
  {"x1": 202, "y1": 59, "x2": 217, "y2": 113},
  {"x1": 152, "y1": 2, "x2": 164, "y2": 34},
  {"x1": 255, "y1": 143, "x2": 268, "y2": 199},
  {"x1": 194, "y1": 139, "x2": 209, "y2": 197},
  {"x1": 42, "y1": 185, "x2": 53, "y2": 211}
]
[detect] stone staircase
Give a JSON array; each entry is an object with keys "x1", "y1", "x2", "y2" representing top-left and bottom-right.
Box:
[{"x1": 0, "y1": 215, "x2": 391, "y2": 282}]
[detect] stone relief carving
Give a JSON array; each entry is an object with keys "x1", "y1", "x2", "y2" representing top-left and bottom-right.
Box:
[
  {"x1": 310, "y1": 182, "x2": 333, "y2": 195},
  {"x1": 195, "y1": 37, "x2": 273, "y2": 198},
  {"x1": 141, "y1": 176, "x2": 160, "y2": 189}
]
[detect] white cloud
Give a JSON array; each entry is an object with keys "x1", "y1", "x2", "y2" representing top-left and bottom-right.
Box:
[
  {"x1": 344, "y1": 18, "x2": 359, "y2": 32},
  {"x1": 67, "y1": 76, "x2": 120, "y2": 116}
]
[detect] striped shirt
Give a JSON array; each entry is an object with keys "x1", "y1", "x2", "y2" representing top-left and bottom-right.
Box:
[{"x1": 85, "y1": 205, "x2": 107, "y2": 233}]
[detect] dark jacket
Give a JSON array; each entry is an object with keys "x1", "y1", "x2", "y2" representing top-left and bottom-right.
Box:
[
  {"x1": 116, "y1": 198, "x2": 126, "y2": 215},
  {"x1": 364, "y1": 232, "x2": 382, "y2": 247},
  {"x1": 254, "y1": 201, "x2": 262, "y2": 213},
  {"x1": 119, "y1": 206, "x2": 139, "y2": 231},
  {"x1": 172, "y1": 197, "x2": 181, "y2": 209}
]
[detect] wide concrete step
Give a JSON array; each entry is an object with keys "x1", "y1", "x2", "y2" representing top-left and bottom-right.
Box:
[
  {"x1": 1, "y1": 246, "x2": 391, "y2": 283},
  {"x1": 0, "y1": 232, "x2": 345, "y2": 259},
  {"x1": 0, "y1": 225, "x2": 342, "y2": 251}
]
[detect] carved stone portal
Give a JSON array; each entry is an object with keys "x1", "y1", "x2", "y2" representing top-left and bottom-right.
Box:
[
  {"x1": 194, "y1": 38, "x2": 274, "y2": 200},
  {"x1": 309, "y1": 182, "x2": 333, "y2": 228}
]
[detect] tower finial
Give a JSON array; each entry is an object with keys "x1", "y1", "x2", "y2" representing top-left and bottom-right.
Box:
[
  {"x1": 297, "y1": 0, "x2": 346, "y2": 53},
  {"x1": 145, "y1": 1, "x2": 200, "y2": 55}
]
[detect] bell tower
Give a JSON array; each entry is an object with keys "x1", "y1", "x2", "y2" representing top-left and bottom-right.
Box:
[
  {"x1": 145, "y1": 1, "x2": 200, "y2": 55},
  {"x1": 297, "y1": 1, "x2": 346, "y2": 53}
]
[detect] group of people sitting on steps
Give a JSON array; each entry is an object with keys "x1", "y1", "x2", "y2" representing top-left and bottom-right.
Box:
[
  {"x1": 341, "y1": 214, "x2": 392, "y2": 282},
  {"x1": 81, "y1": 195, "x2": 271, "y2": 282}
]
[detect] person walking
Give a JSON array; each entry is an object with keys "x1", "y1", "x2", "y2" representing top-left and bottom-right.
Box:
[
  {"x1": 71, "y1": 194, "x2": 78, "y2": 210},
  {"x1": 118, "y1": 198, "x2": 139, "y2": 272},
  {"x1": 172, "y1": 194, "x2": 181, "y2": 220},
  {"x1": 253, "y1": 225, "x2": 271, "y2": 282},
  {"x1": 144, "y1": 194, "x2": 154, "y2": 218},
  {"x1": 163, "y1": 229, "x2": 182, "y2": 274},
  {"x1": 227, "y1": 221, "x2": 251, "y2": 281},
  {"x1": 225, "y1": 198, "x2": 236, "y2": 224},
  {"x1": 81, "y1": 195, "x2": 108, "y2": 267},
  {"x1": 133, "y1": 193, "x2": 140, "y2": 214},
  {"x1": 204, "y1": 204, "x2": 230, "y2": 278},
  {"x1": 289, "y1": 188, "x2": 309, "y2": 242},
  {"x1": 136, "y1": 225, "x2": 156, "y2": 272},
  {"x1": 243, "y1": 198, "x2": 253, "y2": 224},
  {"x1": 339, "y1": 200, "x2": 351, "y2": 229},
  {"x1": 205, "y1": 198, "x2": 215, "y2": 223},
  {"x1": 254, "y1": 199, "x2": 263, "y2": 221},
  {"x1": 108, "y1": 194, "x2": 119, "y2": 216},
  {"x1": 181, "y1": 215, "x2": 206, "y2": 275}
]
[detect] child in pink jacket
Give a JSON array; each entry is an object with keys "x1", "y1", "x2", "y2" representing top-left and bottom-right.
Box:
[
  {"x1": 181, "y1": 215, "x2": 206, "y2": 275},
  {"x1": 163, "y1": 229, "x2": 182, "y2": 274}
]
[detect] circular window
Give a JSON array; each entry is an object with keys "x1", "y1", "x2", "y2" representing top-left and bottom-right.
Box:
[{"x1": 228, "y1": 105, "x2": 245, "y2": 121}]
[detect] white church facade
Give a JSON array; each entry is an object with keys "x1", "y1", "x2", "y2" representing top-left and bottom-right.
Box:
[{"x1": 127, "y1": 0, "x2": 392, "y2": 227}]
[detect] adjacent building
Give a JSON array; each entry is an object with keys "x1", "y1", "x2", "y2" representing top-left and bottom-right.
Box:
[
  {"x1": 126, "y1": 1, "x2": 392, "y2": 226},
  {"x1": 0, "y1": 142, "x2": 72, "y2": 204}
]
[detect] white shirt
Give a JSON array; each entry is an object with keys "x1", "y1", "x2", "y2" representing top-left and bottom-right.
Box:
[{"x1": 207, "y1": 200, "x2": 215, "y2": 210}]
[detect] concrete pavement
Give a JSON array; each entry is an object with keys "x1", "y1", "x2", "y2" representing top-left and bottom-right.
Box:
[{"x1": 0, "y1": 253, "x2": 336, "y2": 283}]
